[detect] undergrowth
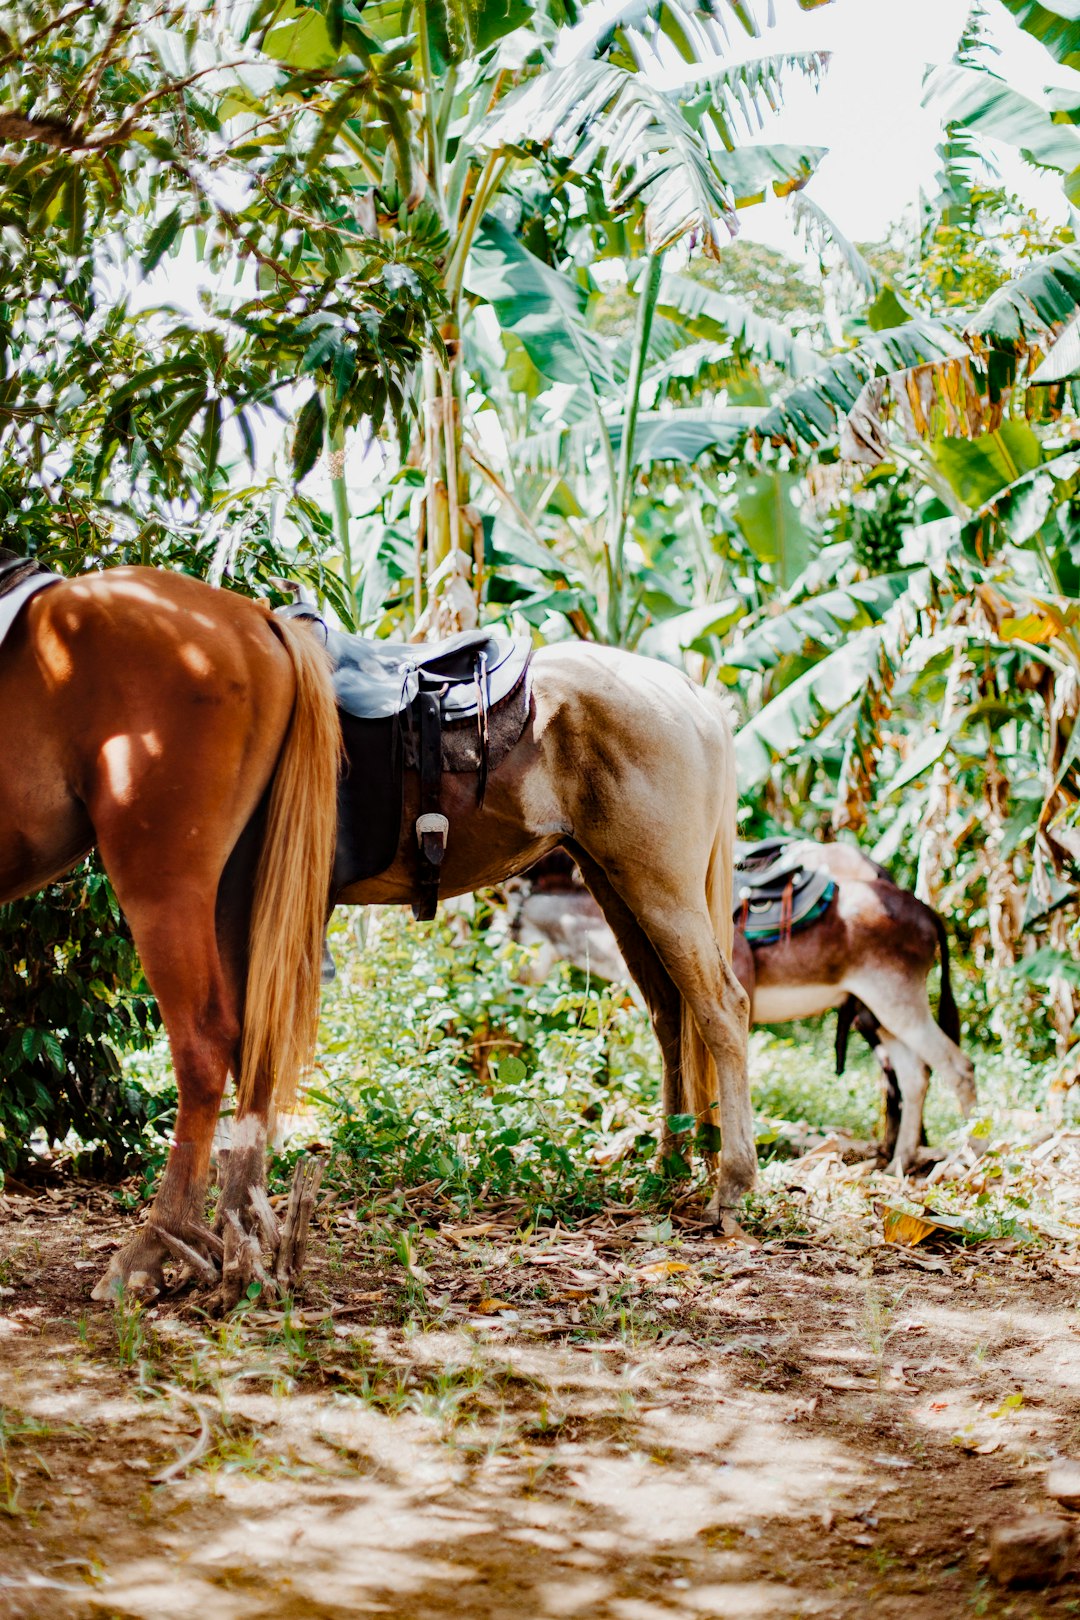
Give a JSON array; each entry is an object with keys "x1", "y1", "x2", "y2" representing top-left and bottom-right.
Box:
[
  {"x1": 295, "y1": 905, "x2": 1057, "y2": 1224},
  {"x1": 306, "y1": 904, "x2": 663, "y2": 1222}
]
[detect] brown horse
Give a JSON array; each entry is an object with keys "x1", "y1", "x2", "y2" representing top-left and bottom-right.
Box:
[
  {"x1": 0, "y1": 565, "x2": 339, "y2": 1303},
  {"x1": 509, "y1": 843, "x2": 974, "y2": 1173},
  {"x1": 5, "y1": 576, "x2": 752, "y2": 1300}
]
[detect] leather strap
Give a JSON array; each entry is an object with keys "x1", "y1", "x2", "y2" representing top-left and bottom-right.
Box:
[{"x1": 413, "y1": 689, "x2": 445, "y2": 922}]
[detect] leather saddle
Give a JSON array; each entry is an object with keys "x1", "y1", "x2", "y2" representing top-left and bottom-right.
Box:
[
  {"x1": 733, "y1": 836, "x2": 835, "y2": 945},
  {"x1": 326, "y1": 625, "x2": 530, "y2": 724},
  {"x1": 279, "y1": 607, "x2": 532, "y2": 920}
]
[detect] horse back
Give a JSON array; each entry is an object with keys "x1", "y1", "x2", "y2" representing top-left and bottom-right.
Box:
[{"x1": 0, "y1": 568, "x2": 294, "y2": 904}]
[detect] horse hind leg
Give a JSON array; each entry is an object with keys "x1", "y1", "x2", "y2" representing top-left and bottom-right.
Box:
[
  {"x1": 91, "y1": 880, "x2": 241, "y2": 1303},
  {"x1": 570, "y1": 848, "x2": 685, "y2": 1170},
  {"x1": 581, "y1": 860, "x2": 754, "y2": 1214}
]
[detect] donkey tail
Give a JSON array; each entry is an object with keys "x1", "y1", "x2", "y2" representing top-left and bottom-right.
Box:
[
  {"x1": 835, "y1": 995, "x2": 857, "y2": 1076},
  {"x1": 238, "y1": 615, "x2": 340, "y2": 1115},
  {"x1": 931, "y1": 908, "x2": 961, "y2": 1045}
]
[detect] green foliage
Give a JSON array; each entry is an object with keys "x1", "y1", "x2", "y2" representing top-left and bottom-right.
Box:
[
  {"x1": 0, "y1": 863, "x2": 172, "y2": 1178},
  {"x1": 311, "y1": 908, "x2": 663, "y2": 1221}
]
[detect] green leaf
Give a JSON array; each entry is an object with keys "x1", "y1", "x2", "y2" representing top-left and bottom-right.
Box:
[
  {"x1": 64, "y1": 168, "x2": 85, "y2": 257},
  {"x1": 292, "y1": 391, "x2": 325, "y2": 483},
  {"x1": 263, "y1": 2, "x2": 339, "y2": 67},
  {"x1": 923, "y1": 64, "x2": 1080, "y2": 180},
  {"x1": 141, "y1": 208, "x2": 182, "y2": 275},
  {"x1": 40, "y1": 1031, "x2": 64, "y2": 1071},
  {"x1": 612, "y1": 407, "x2": 759, "y2": 467},
  {"x1": 734, "y1": 471, "x2": 811, "y2": 588},
  {"x1": 200, "y1": 399, "x2": 222, "y2": 479},
  {"x1": 638, "y1": 596, "x2": 745, "y2": 660},
  {"x1": 478, "y1": 57, "x2": 737, "y2": 254},
  {"x1": 466, "y1": 217, "x2": 612, "y2": 387},
  {"x1": 735, "y1": 627, "x2": 883, "y2": 788},
  {"x1": 971, "y1": 244, "x2": 1080, "y2": 353},
  {"x1": 326, "y1": 0, "x2": 345, "y2": 49},
  {"x1": 666, "y1": 1113, "x2": 697, "y2": 1134},
  {"x1": 996, "y1": 1, "x2": 1080, "y2": 71},
  {"x1": 656, "y1": 271, "x2": 820, "y2": 376},
  {"x1": 714, "y1": 142, "x2": 827, "y2": 204},
  {"x1": 931, "y1": 424, "x2": 1043, "y2": 507}
]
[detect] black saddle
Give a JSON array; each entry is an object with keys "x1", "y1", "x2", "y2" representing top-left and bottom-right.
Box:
[
  {"x1": 326, "y1": 625, "x2": 530, "y2": 723},
  {"x1": 733, "y1": 837, "x2": 835, "y2": 944},
  {"x1": 279, "y1": 608, "x2": 532, "y2": 921}
]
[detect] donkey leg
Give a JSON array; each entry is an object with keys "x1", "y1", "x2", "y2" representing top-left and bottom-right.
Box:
[
  {"x1": 91, "y1": 886, "x2": 239, "y2": 1302},
  {"x1": 876, "y1": 1037, "x2": 930, "y2": 1176},
  {"x1": 570, "y1": 848, "x2": 685, "y2": 1172},
  {"x1": 847, "y1": 970, "x2": 975, "y2": 1115}
]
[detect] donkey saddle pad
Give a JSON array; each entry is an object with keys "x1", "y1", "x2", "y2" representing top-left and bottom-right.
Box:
[
  {"x1": 276, "y1": 608, "x2": 533, "y2": 901},
  {"x1": 733, "y1": 836, "x2": 835, "y2": 945}
]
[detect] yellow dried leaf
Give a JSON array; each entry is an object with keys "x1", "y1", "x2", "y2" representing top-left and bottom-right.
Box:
[
  {"x1": 638, "y1": 1261, "x2": 692, "y2": 1279},
  {"x1": 476, "y1": 1297, "x2": 513, "y2": 1313},
  {"x1": 882, "y1": 1208, "x2": 940, "y2": 1247}
]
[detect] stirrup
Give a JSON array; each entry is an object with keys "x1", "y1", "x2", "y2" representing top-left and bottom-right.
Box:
[{"x1": 415, "y1": 811, "x2": 449, "y2": 859}]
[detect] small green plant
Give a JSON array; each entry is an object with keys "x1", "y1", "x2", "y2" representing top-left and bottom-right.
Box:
[{"x1": 112, "y1": 1296, "x2": 148, "y2": 1368}]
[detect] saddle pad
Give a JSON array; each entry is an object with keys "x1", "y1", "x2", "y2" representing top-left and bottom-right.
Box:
[
  {"x1": 738, "y1": 875, "x2": 835, "y2": 945},
  {"x1": 0, "y1": 556, "x2": 61, "y2": 651},
  {"x1": 734, "y1": 835, "x2": 835, "y2": 943}
]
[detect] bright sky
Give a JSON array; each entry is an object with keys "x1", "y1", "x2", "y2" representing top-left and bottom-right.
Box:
[{"x1": 737, "y1": 0, "x2": 1074, "y2": 255}]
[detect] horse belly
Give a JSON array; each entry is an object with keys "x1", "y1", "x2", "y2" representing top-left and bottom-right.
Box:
[
  {"x1": 0, "y1": 695, "x2": 92, "y2": 901},
  {"x1": 751, "y1": 982, "x2": 846, "y2": 1025}
]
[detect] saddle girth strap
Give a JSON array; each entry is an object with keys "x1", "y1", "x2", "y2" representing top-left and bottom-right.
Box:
[
  {"x1": 475, "y1": 649, "x2": 490, "y2": 811},
  {"x1": 413, "y1": 689, "x2": 447, "y2": 922}
]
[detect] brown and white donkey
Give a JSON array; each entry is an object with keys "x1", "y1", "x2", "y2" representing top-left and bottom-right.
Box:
[{"x1": 509, "y1": 842, "x2": 974, "y2": 1174}]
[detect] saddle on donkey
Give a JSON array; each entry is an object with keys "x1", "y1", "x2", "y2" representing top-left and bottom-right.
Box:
[
  {"x1": 733, "y1": 836, "x2": 835, "y2": 945},
  {"x1": 279, "y1": 607, "x2": 533, "y2": 921}
]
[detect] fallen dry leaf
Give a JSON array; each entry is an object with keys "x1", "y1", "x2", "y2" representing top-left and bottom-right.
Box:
[
  {"x1": 882, "y1": 1208, "x2": 941, "y2": 1246},
  {"x1": 638, "y1": 1261, "x2": 691, "y2": 1280},
  {"x1": 476, "y1": 1297, "x2": 514, "y2": 1313}
]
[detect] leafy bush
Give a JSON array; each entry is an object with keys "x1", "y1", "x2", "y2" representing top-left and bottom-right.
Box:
[
  {"x1": 0, "y1": 862, "x2": 172, "y2": 1179},
  {"x1": 310, "y1": 904, "x2": 664, "y2": 1222}
]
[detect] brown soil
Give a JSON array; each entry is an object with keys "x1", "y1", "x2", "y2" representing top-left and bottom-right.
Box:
[{"x1": 2, "y1": 1181, "x2": 1080, "y2": 1619}]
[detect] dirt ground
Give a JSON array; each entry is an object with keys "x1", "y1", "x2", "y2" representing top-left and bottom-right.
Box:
[{"x1": 3, "y1": 1175, "x2": 1080, "y2": 1620}]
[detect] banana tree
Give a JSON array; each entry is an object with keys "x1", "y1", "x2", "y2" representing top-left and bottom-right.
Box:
[{"x1": 262, "y1": 0, "x2": 832, "y2": 631}]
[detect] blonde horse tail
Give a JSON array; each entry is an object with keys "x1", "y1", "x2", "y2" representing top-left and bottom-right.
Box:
[
  {"x1": 237, "y1": 615, "x2": 340, "y2": 1116},
  {"x1": 679, "y1": 691, "x2": 740, "y2": 1139}
]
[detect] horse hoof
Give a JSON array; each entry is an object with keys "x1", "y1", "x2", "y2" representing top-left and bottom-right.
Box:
[{"x1": 91, "y1": 1259, "x2": 162, "y2": 1305}]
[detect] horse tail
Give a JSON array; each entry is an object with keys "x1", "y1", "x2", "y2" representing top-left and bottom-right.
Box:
[
  {"x1": 680, "y1": 693, "x2": 738, "y2": 1137},
  {"x1": 931, "y1": 908, "x2": 961, "y2": 1045},
  {"x1": 237, "y1": 615, "x2": 340, "y2": 1115}
]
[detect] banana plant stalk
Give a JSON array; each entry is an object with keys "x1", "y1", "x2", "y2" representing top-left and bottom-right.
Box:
[
  {"x1": 323, "y1": 392, "x2": 356, "y2": 629},
  {"x1": 606, "y1": 252, "x2": 664, "y2": 646}
]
